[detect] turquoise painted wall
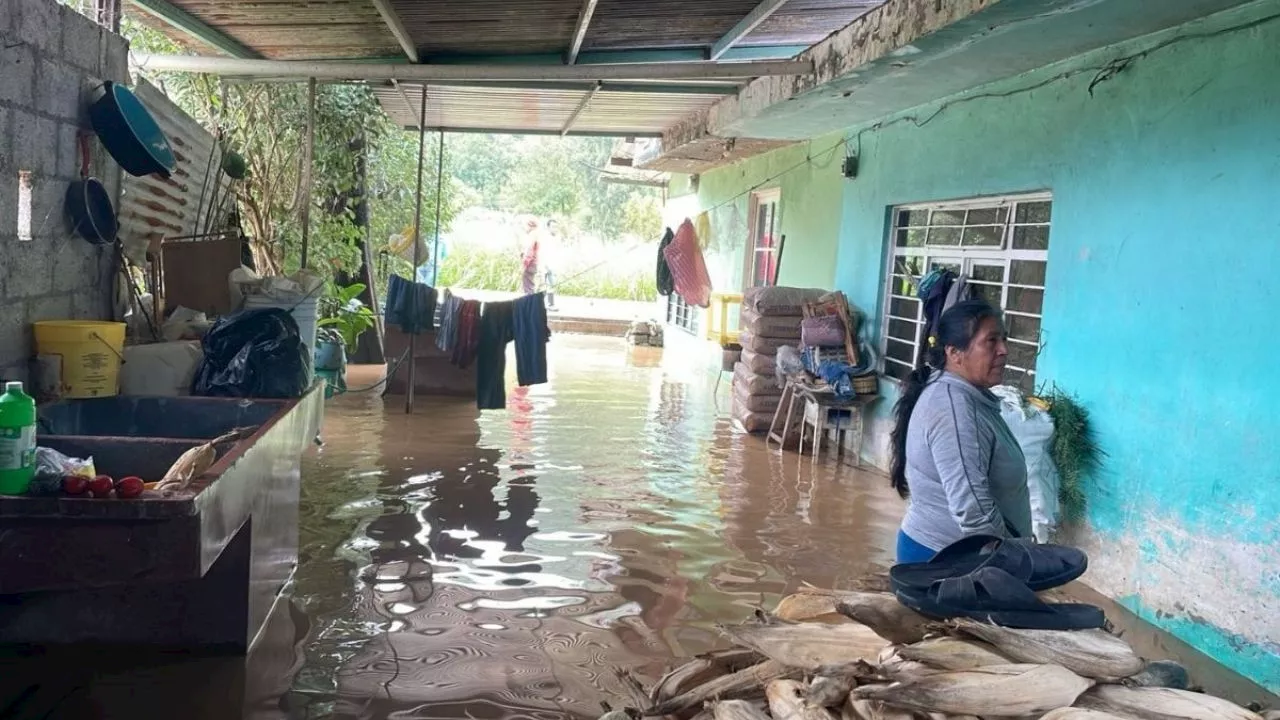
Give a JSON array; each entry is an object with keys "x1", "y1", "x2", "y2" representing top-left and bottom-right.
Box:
[
  {"x1": 829, "y1": 1, "x2": 1280, "y2": 691},
  {"x1": 666, "y1": 134, "x2": 847, "y2": 293}
]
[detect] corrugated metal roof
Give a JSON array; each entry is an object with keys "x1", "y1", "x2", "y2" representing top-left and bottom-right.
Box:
[
  {"x1": 132, "y1": 0, "x2": 889, "y2": 61},
  {"x1": 117, "y1": 79, "x2": 227, "y2": 265},
  {"x1": 134, "y1": 0, "x2": 399, "y2": 58},
  {"x1": 584, "y1": 0, "x2": 760, "y2": 50},
  {"x1": 374, "y1": 83, "x2": 728, "y2": 137},
  {"x1": 391, "y1": 0, "x2": 583, "y2": 56}
]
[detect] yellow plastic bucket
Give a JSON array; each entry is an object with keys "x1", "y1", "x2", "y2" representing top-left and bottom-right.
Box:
[{"x1": 33, "y1": 321, "x2": 127, "y2": 399}]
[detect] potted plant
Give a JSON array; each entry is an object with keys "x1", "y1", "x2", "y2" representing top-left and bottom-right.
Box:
[{"x1": 317, "y1": 283, "x2": 376, "y2": 368}]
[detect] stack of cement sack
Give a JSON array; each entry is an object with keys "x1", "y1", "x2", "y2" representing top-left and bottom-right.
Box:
[{"x1": 732, "y1": 286, "x2": 828, "y2": 433}]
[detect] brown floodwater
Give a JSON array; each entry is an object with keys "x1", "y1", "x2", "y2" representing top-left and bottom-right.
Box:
[
  {"x1": 281, "y1": 335, "x2": 901, "y2": 719},
  {"x1": 1, "y1": 334, "x2": 1273, "y2": 718}
]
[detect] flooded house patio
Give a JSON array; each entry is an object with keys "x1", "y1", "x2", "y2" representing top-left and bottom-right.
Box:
[{"x1": 1, "y1": 334, "x2": 1272, "y2": 718}]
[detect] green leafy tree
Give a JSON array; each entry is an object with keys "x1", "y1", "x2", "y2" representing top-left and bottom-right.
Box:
[
  {"x1": 501, "y1": 139, "x2": 584, "y2": 218},
  {"x1": 121, "y1": 16, "x2": 456, "y2": 285}
]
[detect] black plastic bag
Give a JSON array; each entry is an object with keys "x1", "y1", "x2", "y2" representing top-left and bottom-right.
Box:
[{"x1": 192, "y1": 307, "x2": 312, "y2": 398}]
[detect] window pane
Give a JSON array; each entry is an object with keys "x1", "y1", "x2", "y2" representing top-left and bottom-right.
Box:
[
  {"x1": 898, "y1": 255, "x2": 924, "y2": 275},
  {"x1": 889, "y1": 296, "x2": 919, "y2": 319},
  {"x1": 962, "y1": 225, "x2": 1005, "y2": 248},
  {"x1": 929, "y1": 259, "x2": 961, "y2": 274},
  {"x1": 931, "y1": 225, "x2": 962, "y2": 244},
  {"x1": 891, "y1": 274, "x2": 918, "y2": 297},
  {"x1": 930, "y1": 210, "x2": 965, "y2": 226},
  {"x1": 1008, "y1": 287, "x2": 1044, "y2": 314},
  {"x1": 884, "y1": 359, "x2": 911, "y2": 381},
  {"x1": 970, "y1": 264, "x2": 1005, "y2": 283},
  {"x1": 1010, "y1": 259, "x2": 1047, "y2": 286},
  {"x1": 888, "y1": 318, "x2": 917, "y2": 342},
  {"x1": 886, "y1": 338, "x2": 916, "y2": 365},
  {"x1": 1015, "y1": 201, "x2": 1052, "y2": 223},
  {"x1": 896, "y1": 227, "x2": 927, "y2": 247},
  {"x1": 1012, "y1": 225, "x2": 1050, "y2": 250},
  {"x1": 966, "y1": 207, "x2": 1008, "y2": 225},
  {"x1": 898, "y1": 209, "x2": 929, "y2": 227},
  {"x1": 971, "y1": 284, "x2": 1002, "y2": 307},
  {"x1": 1007, "y1": 341, "x2": 1040, "y2": 371},
  {"x1": 927, "y1": 226, "x2": 961, "y2": 246},
  {"x1": 1007, "y1": 313, "x2": 1041, "y2": 342}
]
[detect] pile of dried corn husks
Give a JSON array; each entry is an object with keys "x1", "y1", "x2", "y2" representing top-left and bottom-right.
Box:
[{"x1": 610, "y1": 582, "x2": 1278, "y2": 720}]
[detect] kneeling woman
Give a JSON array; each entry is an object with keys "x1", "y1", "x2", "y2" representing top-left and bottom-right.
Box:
[{"x1": 891, "y1": 299, "x2": 1031, "y2": 563}]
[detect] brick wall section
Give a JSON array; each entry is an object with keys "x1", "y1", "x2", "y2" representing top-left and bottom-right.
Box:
[{"x1": 0, "y1": 0, "x2": 129, "y2": 382}]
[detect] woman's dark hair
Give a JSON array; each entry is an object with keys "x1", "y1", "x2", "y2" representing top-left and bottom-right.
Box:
[{"x1": 889, "y1": 298, "x2": 1001, "y2": 498}]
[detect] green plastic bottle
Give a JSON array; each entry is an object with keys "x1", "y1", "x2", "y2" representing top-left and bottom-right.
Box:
[{"x1": 0, "y1": 381, "x2": 37, "y2": 495}]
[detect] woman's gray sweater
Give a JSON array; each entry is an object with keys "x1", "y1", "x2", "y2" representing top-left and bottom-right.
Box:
[{"x1": 900, "y1": 371, "x2": 1032, "y2": 552}]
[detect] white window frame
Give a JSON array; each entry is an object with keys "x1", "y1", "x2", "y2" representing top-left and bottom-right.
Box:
[
  {"x1": 666, "y1": 293, "x2": 700, "y2": 335},
  {"x1": 744, "y1": 188, "x2": 781, "y2": 289},
  {"x1": 879, "y1": 192, "x2": 1051, "y2": 391}
]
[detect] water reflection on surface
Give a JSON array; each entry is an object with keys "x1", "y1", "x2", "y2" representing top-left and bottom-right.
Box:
[{"x1": 284, "y1": 335, "x2": 900, "y2": 719}]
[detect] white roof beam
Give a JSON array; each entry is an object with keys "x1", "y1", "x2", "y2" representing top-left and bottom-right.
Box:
[
  {"x1": 710, "y1": 0, "x2": 792, "y2": 61},
  {"x1": 370, "y1": 0, "x2": 420, "y2": 63},
  {"x1": 561, "y1": 82, "x2": 601, "y2": 135},
  {"x1": 567, "y1": 0, "x2": 600, "y2": 65}
]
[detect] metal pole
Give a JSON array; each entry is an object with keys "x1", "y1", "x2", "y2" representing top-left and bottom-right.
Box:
[
  {"x1": 299, "y1": 76, "x2": 316, "y2": 269},
  {"x1": 132, "y1": 54, "x2": 814, "y2": 81},
  {"x1": 431, "y1": 129, "x2": 444, "y2": 286},
  {"x1": 404, "y1": 86, "x2": 429, "y2": 414}
]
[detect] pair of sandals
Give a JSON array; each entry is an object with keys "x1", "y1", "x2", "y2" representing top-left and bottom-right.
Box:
[{"x1": 890, "y1": 534, "x2": 1105, "y2": 630}]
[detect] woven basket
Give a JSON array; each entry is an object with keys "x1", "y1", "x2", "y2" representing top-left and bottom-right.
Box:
[{"x1": 852, "y1": 373, "x2": 879, "y2": 396}]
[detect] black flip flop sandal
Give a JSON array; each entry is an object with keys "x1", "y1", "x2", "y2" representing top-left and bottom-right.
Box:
[
  {"x1": 891, "y1": 534, "x2": 1087, "y2": 594},
  {"x1": 894, "y1": 566, "x2": 1107, "y2": 630}
]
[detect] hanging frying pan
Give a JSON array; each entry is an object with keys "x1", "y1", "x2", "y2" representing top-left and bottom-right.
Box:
[
  {"x1": 89, "y1": 81, "x2": 176, "y2": 178},
  {"x1": 64, "y1": 133, "x2": 117, "y2": 244}
]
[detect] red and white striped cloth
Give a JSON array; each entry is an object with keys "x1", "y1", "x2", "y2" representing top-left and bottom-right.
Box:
[{"x1": 662, "y1": 218, "x2": 713, "y2": 308}]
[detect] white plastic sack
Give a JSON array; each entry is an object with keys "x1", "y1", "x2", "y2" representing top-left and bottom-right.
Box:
[
  {"x1": 120, "y1": 341, "x2": 204, "y2": 396},
  {"x1": 993, "y1": 385, "x2": 1061, "y2": 542}
]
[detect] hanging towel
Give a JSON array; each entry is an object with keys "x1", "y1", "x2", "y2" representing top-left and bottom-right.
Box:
[
  {"x1": 663, "y1": 218, "x2": 713, "y2": 308},
  {"x1": 656, "y1": 227, "x2": 675, "y2": 296},
  {"x1": 477, "y1": 301, "x2": 515, "y2": 410},
  {"x1": 694, "y1": 212, "x2": 712, "y2": 250},
  {"x1": 386, "y1": 274, "x2": 437, "y2": 333},
  {"x1": 436, "y1": 289, "x2": 463, "y2": 353},
  {"x1": 451, "y1": 300, "x2": 482, "y2": 368},
  {"x1": 513, "y1": 292, "x2": 550, "y2": 387}
]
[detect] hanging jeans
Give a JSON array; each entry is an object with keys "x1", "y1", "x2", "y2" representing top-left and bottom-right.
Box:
[
  {"x1": 477, "y1": 301, "x2": 515, "y2": 410},
  {"x1": 513, "y1": 292, "x2": 549, "y2": 387}
]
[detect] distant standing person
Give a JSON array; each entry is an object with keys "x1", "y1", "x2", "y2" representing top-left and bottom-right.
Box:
[{"x1": 519, "y1": 216, "x2": 540, "y2": 296}]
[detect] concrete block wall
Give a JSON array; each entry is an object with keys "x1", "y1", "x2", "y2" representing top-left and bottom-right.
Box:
[{"x1": 0, "y1": 0, "x2": 129, "y2": 382}]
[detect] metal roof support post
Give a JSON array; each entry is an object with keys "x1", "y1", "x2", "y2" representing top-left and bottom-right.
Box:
[
  {"x1": 431, "y1": 129, "x2": 444, "y2": 287},
  {"x1": 710, "y1": 0, "x2": 793, "y2": 60},
  {"x1": 300, "y1": 76, "x2": 317, "y2": 269},
  {"x1": 404, "y1": 86, "x2": 429, "y2": 414}
]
